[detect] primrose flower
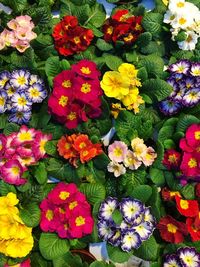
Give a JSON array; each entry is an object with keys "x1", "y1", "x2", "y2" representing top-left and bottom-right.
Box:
[
  {"x1": 0, "y1": 71, "x2": 10, "y2": 89},
  {"x1": 107, "y1": 161, "x2": 126, "y2": 177},
  {"x1": 10, "y1": 70, "x2": 30, "y2": 90},
  {"x1": 108, "y1": 141, "x2": 128, "y2": 163},
  {"x1": 120, "y1": 198, "x2": 144, "y2": 223},
  {"x1": 178, "y1": 247, "x2": 200, "y2": 267},
  {"x1": 98, "y1": 197, "x2": 118, "y2": 221},
  {"x1": 163, "y1": 254, "x2": 182, "y2": 267},
  {"x1": 123, "y1": 150, "x2": 142, "y2": 170},
  {"x1": 131, "y1": 137, "x2": 147, "y2": 161},
  {"x1": 175, "y1": 196, "x2": 199, "y2": 217}
]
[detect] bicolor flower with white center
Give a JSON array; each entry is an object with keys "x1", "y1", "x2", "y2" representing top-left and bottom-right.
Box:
[
  {"x1": 182, "y1": 88, "x2": 200, "y2": 107},
  {"x1": 120, "y1": 198, "x2": 144, "y2": 223},
  {"x1": 163, "y1": 10, "x2": 176, "y2": 25},
  {"x1": 109, "y1": 228, "x2": 121, "y2": 246},
  {"x1": 8, "y1": 110, "x2": 32, "y2": 125},
  {"x1": 163, "y1": 254, "x2": 182, "y2": 267},
  {"x1": 143, "y1": 208, "x2": 156, "y2": 226},
  {"x1": 97, "y1": 220, "x2": 115, "y2": 241},
  {"x1": 26, "y1": 83, "x2": 47, "y2": 103},
  {"x1": 11, "y1": 92, "x2": 32, "y2": 112},
  {"x1": 190, "y1": 63, "x2": 200, "y2": 76},
  {"x1": 0, "y1": 90, "x2": 7, "y2": 113},
  {"x1": 178, "y1": 31, "x2": 199, "y2": 51},
  {"x1": 11, "y1": 125, "x2": 36, "y2": 146},
  {"x1": 29, "y1": 74, "x2": 44, "y2": 86},
  {"x1": 121, "y1": 231, "x2": 141, "y2": 252},
  {"x1": 98, "y1": 197, "x2": 118, "y2": 221},
  {"x1": 178, "y1": 247, "x2": 200, "y2": 267},
  {"x1": 4, "y1": 82, "x2": 17, "y2": 98},
  {"x1": 10, "y1": 69, "x2": 30, "y2": 90},
  {"x1": 133, "y1": 221, "x2": 154, "y2": 241},
  {"x1": 168, "y1": 0, "x2": 186, "y2": 13},
  {"x1": 0, "y1": 71, "x2": 10, "y2": 89},
  {"x1": 169, "y1": 60, "x2": 191, "y2": 75},
  {"x1": 107, "y1": 161, "x2": 126, "y2": 177}
]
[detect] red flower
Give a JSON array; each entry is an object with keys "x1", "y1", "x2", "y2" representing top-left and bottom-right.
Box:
[
  {"x1": 61, "y1": 15, "x2": 78, "y2": 30},
  {"x1": 71, "y1": 59, "x2": 100, "y2": 80},
  {"x1": 157, "y1": 215, "x2": 188, "y2": 243},
  {"x1": 175, "y1": 196, "x2": 199, "y2": 217},
  {"x1": 161, "y1": 187, "x2": 181, "y2": 201},
  {"x1": 73, "y1": 134, "x2": 92, "y2": 152},
  {"x1": 180, "y1": 152, "x2": 200, "y2": 177},
  {"x1": 162, "y1": 149, "x2": 182, "y2": 170},
  {"x1": 53, "y1": 70, "x2": 74, "y2": 92},
  {"x1": 65, "y1": 104, "x2": 81, "y2": 129},
  {"x1": 57, "y1": 135, "x2": 78, "y2": 163},
  {"x1": 186, "y1": 215, "x2": 200, "y2": 241},
  {"x1": 112, "y1": 9, "x2": 129, "y2": 22}
]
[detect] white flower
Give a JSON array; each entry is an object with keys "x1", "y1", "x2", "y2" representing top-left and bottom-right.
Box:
[
  {"x1": 178, "y1": 31, "x2": 199, "y2": 50},
  {"x1": 168, "y1": 0, "x2": 186, "y2": 13},
  {"x1": 163, "y1": 10, "x2": 176, "y2": 25},
  {"x1": 107, "y1": 161, "x2": 126, "y2": 177},
  {"x1": 171, "y1": 14, "x2": 194, "y2": 30}
]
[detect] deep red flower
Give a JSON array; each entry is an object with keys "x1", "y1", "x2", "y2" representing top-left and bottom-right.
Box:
[
  {"x1": 61, "y1": 15, "x2": 78, "y2": 30},
  {"x1": 163, "y1": 149, "x2": 182, "y2": 170},
  {"x1": 186, "y1": 216, "x2": 200, "y2": 241},
  {"x1": 65, "y1": 104, "x2": 81, "y2": 129},
  {"x1": 53, "y1": 70, "x2": 74, "y2": 92},
  {"x1": 157, "y1": 215, "x2": 188, "y2": 243},
  {"x1": 112, "y1": 9, "x2": 129, "y2": 22},
  {"x1": 175, "y1": 195, "x2": 199, "y2": 217},
  {"x1": 161, "y1": 187, "x2": 181, "y2": 201}
]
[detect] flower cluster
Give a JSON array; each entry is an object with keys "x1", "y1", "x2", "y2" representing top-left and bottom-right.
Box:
[
  {"x1": 4, "y1": 259, "x2": 31, "y2": 267},
  {"x1": 163, "y1": 247, "x2": 200, "y2": 267},
  {"x1": 40, "y1": 182, "x2": 94, "y2": 239},
  {"x1": 0, "y1": 125, "x2": 52, "y2": 185},
  {"x1": 159, "y1": 60, "x2": 200, "y2": 116},
  {"x1": 52, "y1": 15, "x2": 94, "y2": 56},
  {"x1": 107, "y1": 138, "x2": 157, "y2": 177},
  {"x1": 101, "y1": 63, "x2": 144, "y2": 114},
  {"x1": 163, "y1": 124, "x2": 200, "y2": 181},
  {"x1": 103, "y1": 9, "x2": 143, "y2": 46},
  {"x1": 57, "y1": 133, "x2": 103, "y2": 167},
  {"x1": 0, "y1": 193, "x2": 34, "y2": 258},
  {"x1": 97, "y1": 197, "x2": 155, "y2": 252},
  {"x1": 164, "y1": 0, "x2": 200, "y2": 50},
  {"x1": 0, "y1": 69, "x2": 47, "y2": 124},
  {"x1": 0, "y1": 15, "x2": 37, "y2": 53},
  {"x1": 48, "y1": 59, "x2": 103, "y2": 128}
]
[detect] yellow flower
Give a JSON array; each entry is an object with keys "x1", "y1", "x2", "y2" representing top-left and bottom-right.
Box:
[
  {"x1": 127, "y1": 95, "x2": 144, "y2": 114},
  {"x1": 111, "y1": 103, "x2": 126, "y2": 118},
  {"x1": 121, "y1": 88, "x2": 139, "y2": 107},
  {"x1": 0, "y1": 192, "x2": 19, "y2": 216},
  {"x1": 118, "y1": 63, "x2": 138, "y2": 79},
  {"x1": 100, "y1": 71, "x2": 130, "y2": 99},
  {"x1": 0, "y1": 239, "x2": 8, "y2": 255}
]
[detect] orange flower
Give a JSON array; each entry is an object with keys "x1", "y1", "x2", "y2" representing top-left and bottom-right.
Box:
[
  {"x1": 73, "y1": 134, "x2": 92, "y2": 152},
  {"x1": 57, "y1": 136, "x2": 78, "y2": 160},
  {"x1": 80, "y1": 144, "x2": 103, "y2": 163}
]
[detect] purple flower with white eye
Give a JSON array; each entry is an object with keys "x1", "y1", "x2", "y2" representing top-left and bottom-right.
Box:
[
  {"x1": 4, "y1": 82, "x2": 17, "y2": 98},
  {"x1": 169, "y1": 60, "x2": 191, "y2": 75},
  {"x1": 0, "y1": 71, "x2": 10, "y2": 89},
  {"x1": 143, "y1": 207, "x2": 156, "y2": 226},
  {"x1": 167, "y1": 77, "x2": 179, "y2": 91},
  {"x1": 184, "y1": 77, "x2": 196, "y2": 90},
  {"x1": 195, "y1": 77, "x2": 200, "y2": 87},
  {"x1": 10, "y1": 69, "x2": 30, "y2": 90},
  {"x1": 97, "y1": 220, "x2": 115, "y2": 241},
  {"x1": 11, "y1": 92, "x2": 32, "y2": 112},
  {"x1": 121, "y1": 230, "x2": 141, "y2": 252},
  {"x1": 190, "y1": 63, "x2": 200, "y2": 76},
  {"x1": 29, "y1": 74, "x2": 44, "y2": 85},
  {"x1": 173, "y1": 89, "x2": 186, "y2": 102},
  {"x1": 163, "y1": 254, "x2": 182, "y2": 267},
  {"x1": 0, "y1": 90, "x2": 8, "y2": 113},
  {"x1": 120, "y1": 198, "x2": 144, "y2": 223},
  {"x1": 133, "y1": 221, "x2": 154, "y2": 241},
  {"x1": 171, "y1": 73, "x2": 184, "y2": 82},
  {"x1": 178, "y1": 247, "x2": 200, "y2": 267},
  {"x1": 8, "y1": 110, "x2": 32, "y2": 125},
  {"x1": 182, "y1": 88, "x2": 200, "y2": 107},
  {"x1": 98, "y1": 197, "x2": 118, "y2": 221},
  {"x1": 109, "y1": 227, "x2": 121, "y2": 246},
  {"x1": 159, "y1": 98, "x2": 182, "y2": 116},
  {"x1": 26, "y1": 83, "x2": 47, "y2": 103}
]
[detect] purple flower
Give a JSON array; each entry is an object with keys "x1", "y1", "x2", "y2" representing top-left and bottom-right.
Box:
[
  {"x1": 98, "y1": 197, "x2": 118, "y2": 221},
  {"x1": 4, "y1": 82, "x2": 17, "y2": 98},
  {"x1": 171, "y1": 73, "x2": 184, "y2": 82},
  {"x1": 8, "y1": 110, "x2": 32, "y2": 125},
  {"x1": 0, "y1": 90, "x2": 8, "y2": 113},
  {"x1": 10, "y1": 69, "x2": 30, "y2": 90},
  {"x1": 159, "y1": 98, "x2": 182, "y2": 116},
  {"x1": 109, "y1": 227, "x2": 121, "y2": 246},
  {"x1": 143, "y1": 207, "x2": 156, "y2": 226},
  {"x1": 133, "y1": 221, "x2": 154, "y2": 241},
  {"x1": 163, "y1": 254, "x2": 182, "y2": 267},
  {"x1": 167, "y1": 77, "x2": 179, "y2": 91},
  {"x1": 0, "y1": 71, "x2": 10, "y2": 89},
  {"x1": 173, "y1": 89, "x2": 186, "y2": 102},
  {"x1": 29, "y1": 74, "x2": 44, "y2": 85},
  {"x1": 190, "y1": 63, "x2": 200, "y2": 76},
  {"x1": 169, "y1": 60, "x2": 191, "y2": 75},
  {"x1": 11, "y1": 92, "x2": 32, "y2": 112},
  {"x1": 121, "y1": 230, "x2": 141, "y2": 252},
  {"x1": 182, "y1": 88, "x2": 200, "y2": 107},
  {"x1": 25, "y1": 83, "x2": 47, "y2": 103},
  {"x1": 120, "y1": 198, "x2": 144, "y2": 223},
  {"x1": 178, "y1": 247, "x2": 200, "y2": 267},
  {"x1": 97, "y1": 220, "x2": 115, "y2": 241}
]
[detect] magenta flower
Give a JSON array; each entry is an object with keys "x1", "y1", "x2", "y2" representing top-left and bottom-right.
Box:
[
  {"x1": 108, "y1": 141, "x2": 128, "y2": 163},
  {"x1": 0, "y1": 134, "x2": 7, "y2": 156},
  {"x1": 40, "y1": 199, "x2": 59, "y2": 232},
  {"x1": 71, "y1": 59, "x2": 100, "y2": 80},
  {"x1": 11, "y1": 125, "x2": 36, "y2": 146},
  {"x1": 33, "y1": 132, "x2": 52, "y2": 160}
]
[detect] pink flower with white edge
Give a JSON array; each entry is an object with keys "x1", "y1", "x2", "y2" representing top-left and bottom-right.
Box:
[
  {"x1": 47, "y1": 182, "x2": 78, "y2": 205},
  {"x1": 0, "y1": 159, "x2": 26, "y2": 185},
  {"x1": 108, "y1": 141, "x2": 128, "y2": 163},
  {"x1": 4, "y1": 133, "x2": 17, "y2": 157},
  {"x1": 12, "y1": 154, "x2": 35, "y2": 170},
  {"x1": 11, "y1": 125, "x2": 36, "y2": 146},
  {"x1": 0, "y1": 134, "x2": 7, "y2": 156},
  {"x1": 0, "y1": 158, "x2": 7, "y2": 168},
  {"x1": 33, "y1": 132, "x2": 52, "y2": 160},
  {"x1": 142, "y1": 147, "x2": 157, "y2": 166},
  {"x1": 107, "y1": 161, "x2": 126, "y2": 177},
  {"x1": 124, "y1": 150, "x2": 142, "y2": 170},
  {"x1": 68, "y1": 211, "x2": 94, "y2": 238}
]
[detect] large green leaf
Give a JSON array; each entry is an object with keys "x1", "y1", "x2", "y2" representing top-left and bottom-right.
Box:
[
  {"x1": 107, "y1": 245, "x2": 132, "y2": 263},
  {"x1": 19, "y1": 203, "x2": 41, "y2": 227},
  {"x1": 149, "y1": 168, "x2": 165, "y2": 186},
  {"x1": 142, "y1": 13, "x2": 164, "y2": 38},
  {"x1": 0, "y1": 181, "x2": 16, "y2": 196},
  {"x1": 86, "y1": 3, "x2": 106, "y2": 28},
  {"x1": 80, "y1": 183, "x2": 106, "y2": 205},
  {"x1": 33, "y1": 162, "x2": 48, "y2": 184},
  {"x1": 129, "y1": 185, "x2": 152, "y2": 203},
  {"x1": 139, "y1": 54, "x2": 164, "y2": 78},
  {"x1": 39, "y1": 233, "x2": 70, "y2": 260},
  {"x1": 104, "y1": 54, "x2": 123, "y2": 71},
  {"x1": 134, "y1": 236, "x2": 160, "y2": 261},
  {"x1": 176, "y1": 114, "x2": 199, "y2": 133},
  {"x1": 45, "y1": 56, "x2": 62, "y2": 86}
]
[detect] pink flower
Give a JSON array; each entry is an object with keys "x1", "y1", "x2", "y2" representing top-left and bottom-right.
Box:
[
  {"x1": 4, "y1": 258, "x2": 31, "y2": 267},
  {"x1": 8, "y1": 15, "x2": 33, "y2": 30},
  {"x1": 142, "y1": 146, "x2": 157, "y2": 166},
  {"x1": 12, "y1": 125, "x2": 36, "y2": 146},
  {"x1": 53, "y1": 70, "x2": 74, "y2": 91},
  {"x1": 107, "y1": 161, "x2": 126, "y2": 177},
  {"x1": 48, "y1": 93, "x2": 69, "y2": 118},
  {"x1": 0, "y1": 134, "x2": 7, "y2": 156},
  {"x1": 33, "y1": 132, "x2": 52, "y2": 160},
  {"x1": 0, "y1": 159, "x2": 26, "y2": 185},
  {"x1": 108, "y1": 141, "x2": 128, "y2": 162},
  {"x1": 14, "y1": 40, "x2": 30, "y2": 53},
  {"x1": 72, "y1": 60, "x2": 100, "y2": 80},
  {"x1": 47, "y1": 182, "x2": 78, "y2": 205},
  {"x1": 65, "y1": 104, "x2": 81, "y2": 129},
  {"x1": 185, "y1": 124, "x2": 200, "y2": 148},
  {"x1": 40, "y1": 199, "x2": 59, "y2": 232},
  {"x1": 123, "y1": 150, "x2": 142, "y2": 170},
  {"x1": 4, "y1": 133, "x2": 17, "y2": 157},
  {"x1": 180, "y1": 152, "x2": 200, "y2": 177}
]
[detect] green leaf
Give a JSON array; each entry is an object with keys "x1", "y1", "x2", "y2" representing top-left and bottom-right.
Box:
[
  {"x1": 93, "y1": 153, "x2": 110, "y2": 170},
  {"x1": 33, "y1": 162, "x2": 48, "y2": 184},
  {"x1": 107, "y1": 245, "x2": 131, "y2": 263},
  {"x1": 134, "y1": 236, "x2": 160, "y2": 261},
  {"x1": 80, "y1": 183, "x2": 106, "y2": 205},
  {"x1": 0, "y1": 114, "x2": 7, "y2": 129},
  {"x1": 30, "y1": 252, "x2": 48, "y2": 267},
  {"x1": 0, "y1": 181, "x2": 16, "y2": 196},
  {"x1": 174, "y1": 31, "x2": 187, "y2": 42},
  {"x1": 137, "y1": 67, "x2": 148, "y2": 82},
  {"x1": 86, "y1": 3, "x2": 106, "y2": 28},
  {"x1": 142, "y1": 79, "x2": 173, "y2": 102},
  {"x1": 44, "y1": 140, "x2": 58, "y2": 157},
  {"x1": 3, "y1": 123, "x2": 20, "y2": 135},
  {"x1": 19, "y1": 203, "x2": 41, "y2": 227},
  {"x1": 149, "y1": 168, "x2": 165, "y2": 186},
  {"x1": 129, "y1": 185, "x2": 152, "y2": 203},
  {"x1": 122, "y1": 170, "x2": 147, "y2": 192},
  {"x1": 181, "y1": 184, "x2": 195, "y2": 200},
  {"x1": 45, "y1": 56, "x2": 62, "y2": 86},
  {"x1": 136, "y1": 32, "x2": 152, "y2": 47},
  {"x1": 153, "y1": 141, "x2": 165, "y2": 169},
  {"x1": 142, "y1": 13, "x2": 164, "y2": 38},
  {"x1": 39, "y1": 233, "x2": 70, "y2": 260},
  {"x1": 139, "y1": 54, "x2": 164, "y2": 78},
  {"x1": 112, "y1": 209, "x2": 123, "y2": 225},
  {"x1": 158, "y1": 126, "x2": 174, "y2": 142},
  {"x1": 164, "y1": 139, "x2": 176, "y2": 149},
  {"x1": 148, "y1": 186, "x2": 165, "y2": 221},
  {"x1": 60, "y1": 59, "x2": 71, "y2": 70},
  {"x1": 104, "y1": 54, "x2": 123, "y2": 70},
  {"x1": 96, "y1": 39, "x2": 113, "y2": 51},
  {"x1": 176, "y1": 114, "x2": 199, "y2": 133},
  {"x1": 5, "y1": 0, "x2": 27, "y2": 12}
]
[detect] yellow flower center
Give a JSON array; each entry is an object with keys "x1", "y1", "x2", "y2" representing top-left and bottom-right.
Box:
[
  {"x1": 7, "y1": 87, "x2": 15, "y2": 95},
  {"x1": 0, "y1": 97, "x2": 5, "y2": 106},
  {"x1": 167, "y1": 223, "x2": 177, "y2": 233},
  {"x1": 64, "y1": 143, "x2": 71, "y2": 150},
  {"x1": 46, "y1": 209, "x2": 54, "y2": 221},
  {"x1": 135, "y1": 23, "x2": 142, "y2": 31},
  {"x1": 188, "y1": 158, "x2": 197, "y2": 168},
  {"x1": 81, "y1": 83, "x2": 91, "y2": 94},
  {"x1": 59, "y1": 208, "x2": 65, "y2": 214},
  {"x1": 67, "y1": 112, "x2": 76, "y2": 121},
  {"x1": 81, "y1": 67, "x2": 91, "y2": 74},
  {"x1": 187, "y1": 35, "x2": 193, "y2": 43},
  {"x1": 168, "y1": 154, "x2": 178, "y2": 164},
  {"x1": 79, "y1": 142, "x2": 86, "y2": 149},
  {"x1": 39, "y1": 139, "x2": 46, "y2": 153},
  {"x1": 64, "y1": 223, "x2": 68, "y2": 230},
  {"x1": 82, "y1": 150, "x2": 89, "y2": 156},
  {"x1": 193, "y1": 69, "x2": 200, "y2": 75},
  {"x1": 17, "y1": 77, "x2": 26, "y2": 85},
  {"x1": 195, "y1": 131, "x2": 200, "y2": 140},
  {"x1": 124, "y1": 33, "x2": 134, "y2": 42},
  {"x1": 179, "y1": 17, "x2": 187, "y2": 25},
  {"x1": 113, "y1": 147, "x2": 122, "y2": 157},
  {"x1": 177, "y1": 2, "x2": 185, "y2": 8},
  {"x1": 58, "y1": 95, "x2": 68, "y2": 107},
  {"x1": 59, "y1": 191, "x2": 70, "y2": 200},
  {"x1": 30, "y1": 88, "x2": 40, "y2": 98},
  {"x1": 75, "y1": 216, "x2": 85, "y2": 226},
  {"x1": 69, "y1": 201, "x2": 78, "y2": 210},
  {"x1": 74, "y1": 37, "x2": 80, "y2": 44},
  {"x1": 11, "y1": 166, "x2": 20, "y2": 176},
  {"x1": 62, "y1": 80, "x2": 71, "y2": 88},
  {"x1": 0, "y1": 78, "x2": 8, "y2": 87},
  {"x1": 106, "y1": 26, "x2": 113, "y2": 35},
  {"x1": 180, "y1": 199, "x2": 189, "y2": 209},
  {"x1": 17, "y1": 97, "x2": 27, "y2": 106},
  {"x1": 18, "y1": 132, "x2": 32, "y2": 142}
]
